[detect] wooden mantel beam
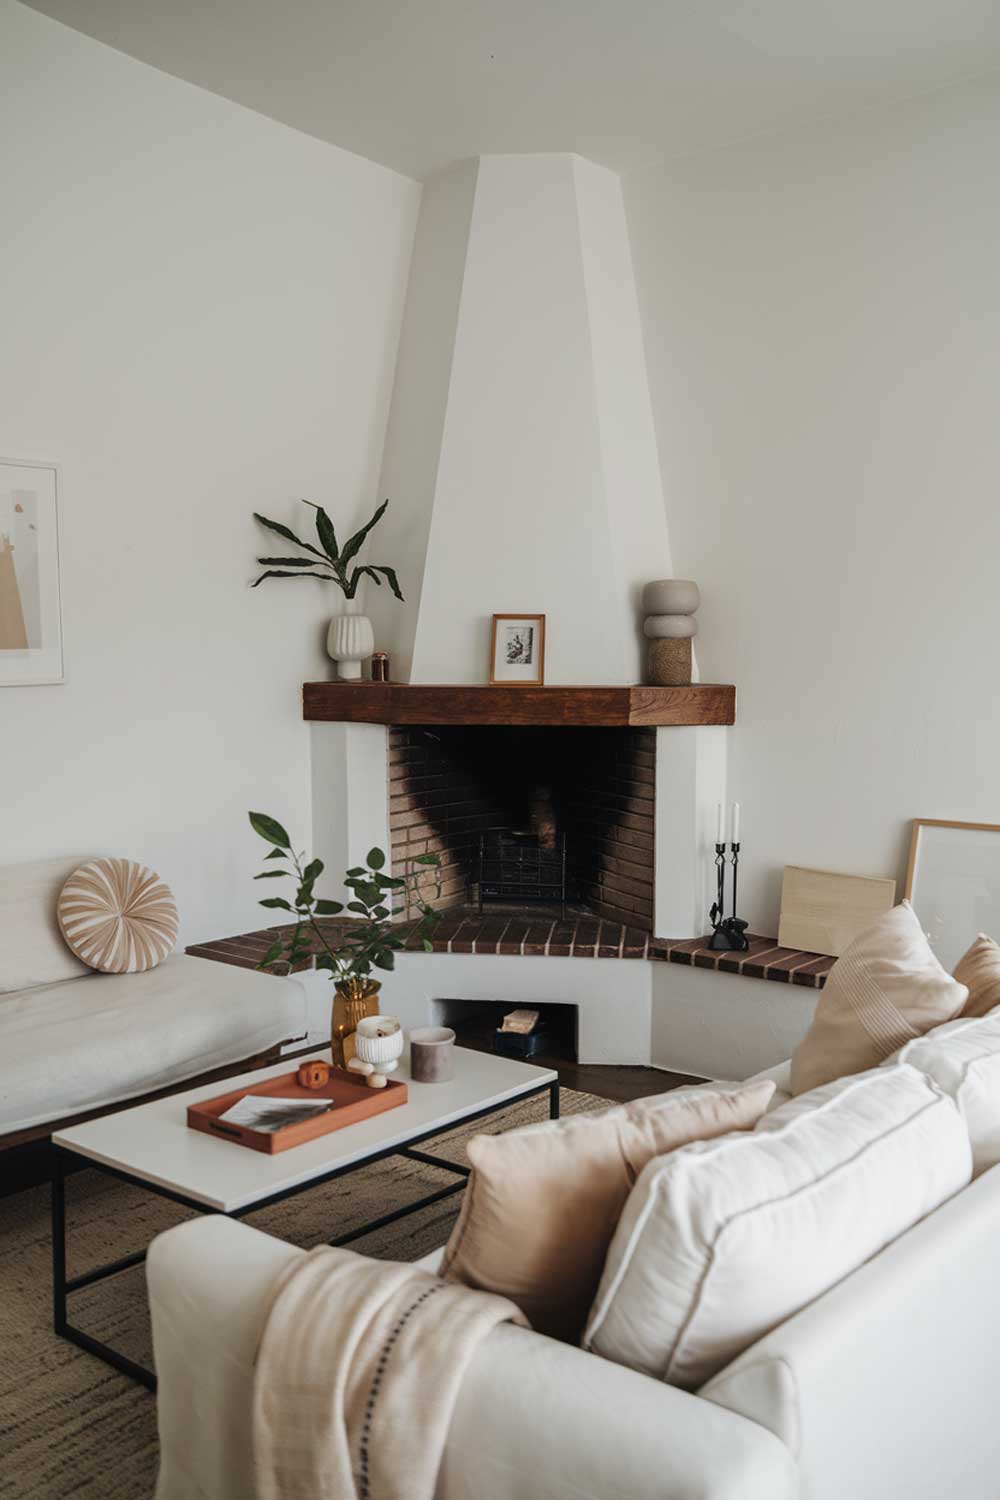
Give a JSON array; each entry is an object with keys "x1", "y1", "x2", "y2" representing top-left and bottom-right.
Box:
[{"x1": 302, "y1": 682, "x2": 736, "y2": 728}]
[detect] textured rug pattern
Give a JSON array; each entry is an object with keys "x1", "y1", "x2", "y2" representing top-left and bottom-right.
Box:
[{"x1": 0, "y1": 1086, "x2": 604, "y2": 1500}]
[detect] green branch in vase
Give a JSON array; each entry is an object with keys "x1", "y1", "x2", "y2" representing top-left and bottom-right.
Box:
[{"x1": 248, "y1": 812, "x2": 441, "y2": 982}]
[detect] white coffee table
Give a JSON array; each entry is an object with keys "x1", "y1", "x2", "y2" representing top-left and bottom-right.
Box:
[{"x1": 51, "y1": 1046, "x2": 558, "y2": 1389}]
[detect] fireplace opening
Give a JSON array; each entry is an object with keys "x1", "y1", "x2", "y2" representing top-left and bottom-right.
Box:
[{"x1": 389, "y1": 724, "x2": 655, "y2": 930}]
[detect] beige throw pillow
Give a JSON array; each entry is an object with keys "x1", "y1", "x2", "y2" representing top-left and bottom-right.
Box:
[
  {"x1": 790, "y1": 900, "x2": 967, "y2": 1096},
  {"x1": 954, "y1": 934, "x2": 1000, "y2": 1019},
  {"x1": 584, "y1": 1065, "x2": 971, "y2": 1389},
  {"x1": 58, "y1": 857, "x2": 179, "y2": 973},
  {"x1": 439, "y1": 1078, "x2": 776, "y2": 1343}
]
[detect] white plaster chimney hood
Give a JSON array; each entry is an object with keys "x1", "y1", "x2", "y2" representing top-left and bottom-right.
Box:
[{"x1": 366, "y1": 153, "x2": 675, "y2": 686}]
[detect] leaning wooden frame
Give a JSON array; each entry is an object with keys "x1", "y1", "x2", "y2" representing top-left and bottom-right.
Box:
[{"x1": 904, "y1": 818, "x2": 1000, "y2": 970}]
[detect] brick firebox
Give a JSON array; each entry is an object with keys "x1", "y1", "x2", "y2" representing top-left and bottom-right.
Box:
[{"x1": 388, "y1": 724, "x2": 656, "y2": 929}]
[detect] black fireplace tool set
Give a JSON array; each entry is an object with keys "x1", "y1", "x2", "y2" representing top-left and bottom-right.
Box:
[{"x1": 709, "y1": 842, "x2": 750, "y2": 951}]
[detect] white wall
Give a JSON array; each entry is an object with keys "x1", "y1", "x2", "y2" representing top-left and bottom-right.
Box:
[
  {"x1": 309, "y1": 722, "x2": 390, "y2": 907},
  {"x1": 651, "y1": 964, "x2": 816, "y2": 1080},
  {"x1": 293, "y1": 945, "x2": 811, "y2": 1078},
  {"x1": 624, "y1": 76, "x2": 1000, "y2": 934},
  {"x1": 654, "y1": 726, "x2": 727, "y2": 937},
  {"x1": 0, "y1": 1, "x2": 420, "y2": 943},
  {"x1": 293, "y1": 952, "x2": 653, "y2": 1065}
]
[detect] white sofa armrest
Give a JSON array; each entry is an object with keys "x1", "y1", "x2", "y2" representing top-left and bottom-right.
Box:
[
  {"x1": 148, "y1": 1216, "x2": 797, "y2": 1500},
  {"x1": 703, "y1": 1164, "x2": 1000, "y2": 1500},
  {"x1": 149, "y1": 1215, "x2": 300, "y2": 1500}
]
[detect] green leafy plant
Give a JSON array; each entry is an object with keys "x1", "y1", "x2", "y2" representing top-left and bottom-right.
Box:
[
  {"x1": 251, "y1": 498, "x2": 404, "y2": 600},
  {"x1": 248, "y1": 812, "x2": 440, "y2": 985}
]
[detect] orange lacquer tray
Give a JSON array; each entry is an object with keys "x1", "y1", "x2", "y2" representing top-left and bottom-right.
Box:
[{"x1": 187, "y1": 1066, "x2": 408, "y2": 1154}]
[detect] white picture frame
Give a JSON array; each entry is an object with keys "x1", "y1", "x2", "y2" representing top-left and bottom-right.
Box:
[
  {"x1": 904, "y1": 818, "x2": 1000, "y2": 970},
  {"x1": 0, "y1": 458, "x2": 64, "y2": 686}
]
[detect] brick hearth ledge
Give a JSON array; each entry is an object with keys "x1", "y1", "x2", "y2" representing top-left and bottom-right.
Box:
[{"x1": 188, "y1": 916, "x2": 834, "y2": 990}]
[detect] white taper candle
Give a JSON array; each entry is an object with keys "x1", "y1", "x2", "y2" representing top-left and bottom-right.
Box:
[
  {"x1": 716, "y1": 803, "x2": 725, "y2": 844},
  {"x1": 731, "y1": 802, "x2": 741, "y2": 844}
]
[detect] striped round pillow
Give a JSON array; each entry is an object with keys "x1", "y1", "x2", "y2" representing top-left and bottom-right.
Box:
[{"x1": 58, "y1": 858, "x2": 178, "y2": 973}]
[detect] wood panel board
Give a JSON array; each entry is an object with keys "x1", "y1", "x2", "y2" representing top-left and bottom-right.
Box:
[{"x1": 778, "y1": 865, "x2": 896, "y2": 958}]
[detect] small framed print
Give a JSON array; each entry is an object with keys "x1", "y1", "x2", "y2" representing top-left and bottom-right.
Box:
[
  {"x1": 490, "y1": 613, "x2": 545, "y2": 686},
  {"x1": 0, "y1": 458, "x2": 64, "y2": 686}
]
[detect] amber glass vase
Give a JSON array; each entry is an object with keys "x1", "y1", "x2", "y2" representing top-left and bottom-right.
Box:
[{"x1": 330, "y1": 978, "x2": 382, "y2": 1067}]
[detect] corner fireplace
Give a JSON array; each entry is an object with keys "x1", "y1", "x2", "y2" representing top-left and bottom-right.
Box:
[{"x1": 388, "y1": 724, "x2": 655, "y2": 929}]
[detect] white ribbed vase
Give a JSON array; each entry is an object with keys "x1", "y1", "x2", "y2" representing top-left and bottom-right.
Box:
[
  {"x1": 327, "y1": 613, "x2": 375, "y2": 680},
  {"x1": 354, "y1": 1016, "x2": 404, "y2": 1073}
]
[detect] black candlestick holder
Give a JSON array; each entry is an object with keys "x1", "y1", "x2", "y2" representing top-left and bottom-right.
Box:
[{"x1": 708, "y1": 841, "x2": 750, "y2": 951}]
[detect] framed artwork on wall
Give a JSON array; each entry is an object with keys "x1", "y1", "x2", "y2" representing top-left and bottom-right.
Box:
[
  {"x1": 0, "y1": 458, "x2": 63, "y2": 686},
  {"x1": 489, "y1": 613, "x2": 545, "y2": 685},
  {"x1": 904, "y1": 818, "x2": 1000, "y2": 969}
]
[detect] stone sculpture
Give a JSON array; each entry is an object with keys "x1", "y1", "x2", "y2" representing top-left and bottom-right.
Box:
[{"x1": 642, "y1": 579, "x2": 700, "y2": 686}]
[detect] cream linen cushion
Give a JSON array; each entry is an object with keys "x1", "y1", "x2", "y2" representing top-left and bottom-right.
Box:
[
  {"x1": 584, "y1": 1065, "x2": 971, "y2": 1390},
  {"x1": 954, "y1": 934, "x2": 1000, "y2": 1019},
  {"x1": 58, "y1": 857, "x2": 179, "y2": 973},
  {"x1": 893, "y1": 1005, "x2": 1000, "y2": 1176},
  {"x1": 790, "y1": 900, "x2": 967, "y2": 1096},
  {"x1": 0, "y1": 855, "x2": 99, "y2": 994},
  {"x1": 439, "y1": 1078, "x2": 775, "y2": 1343}
]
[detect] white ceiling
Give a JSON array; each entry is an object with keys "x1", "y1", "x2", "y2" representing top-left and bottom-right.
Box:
[{"x1": 22, "y1": 0, "x2": 1000, "y2": 180}]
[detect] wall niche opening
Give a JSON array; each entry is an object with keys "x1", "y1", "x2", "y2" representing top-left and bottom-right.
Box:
[{"x1": 432, "y1": 997, "x2": 579, "y2": 1064}]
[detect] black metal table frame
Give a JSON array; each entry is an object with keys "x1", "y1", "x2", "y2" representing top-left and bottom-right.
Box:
[{"x1": 52, "y1": 1077, "x2": 559, "y2": 1392}]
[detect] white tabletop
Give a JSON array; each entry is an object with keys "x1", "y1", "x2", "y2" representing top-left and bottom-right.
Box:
[{"x1": 53, "y1": 1047, "x2": 557, "y2": 1213}]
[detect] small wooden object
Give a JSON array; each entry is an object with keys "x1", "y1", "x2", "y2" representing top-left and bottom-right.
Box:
[
  {"x1": 297, "y1": 1060, "x2": 332, "y2": 1090},
  {"x1": 501, "y1": 1008, "x2": 540, "y2": 1035},
  {"x1": 187, "y1": 1066, "x2": 407, "y2": 1154},
  {"x1": 778, "y1": 865, "x2": 896, "y2": 958}
]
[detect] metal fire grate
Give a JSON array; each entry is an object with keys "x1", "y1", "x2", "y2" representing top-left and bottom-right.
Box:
[{"x1": 473, "y1": 829, "x2": 570, "y2": 915}]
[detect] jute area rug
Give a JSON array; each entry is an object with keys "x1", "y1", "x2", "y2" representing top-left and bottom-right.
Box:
[{"x1": 0, "y1": 1085, "x2": 605, "y2": 1500}]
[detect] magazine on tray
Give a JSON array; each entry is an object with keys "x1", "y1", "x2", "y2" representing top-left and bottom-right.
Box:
[{"x1": 217, "y1": 1095, "x2": 333, "y2": 1134}]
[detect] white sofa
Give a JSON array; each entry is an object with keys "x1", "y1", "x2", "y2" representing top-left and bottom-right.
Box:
[
  {"x1": 148, "y1": 1057, "x2": 1000, "y2": 1500},
  {"x1": 0, "y1": 856, "x2": 306, "y2": 1140}
]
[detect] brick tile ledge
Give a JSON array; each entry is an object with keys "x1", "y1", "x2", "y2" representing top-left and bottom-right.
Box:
[
  {"x1": 653, "y1": 934, "x2": 833, "y2": 989},
  {"x1": 187, "y1": 916, "x2": 833, "y2": 990}
]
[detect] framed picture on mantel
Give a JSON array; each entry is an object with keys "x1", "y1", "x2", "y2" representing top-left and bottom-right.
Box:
[{"x1": 489, "y1": 613, "x2": 545, "y2": 686}]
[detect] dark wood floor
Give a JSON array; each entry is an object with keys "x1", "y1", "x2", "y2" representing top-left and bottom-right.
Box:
[{"x1": 553, "y1": 1061, "x2": 705, "y2": 1102}]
